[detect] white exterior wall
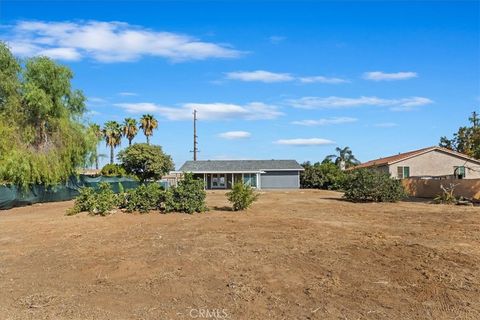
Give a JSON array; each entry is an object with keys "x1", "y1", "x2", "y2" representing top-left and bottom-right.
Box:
[{"x1": 388, "y1": 149, "x2": 480, "y2": 179}]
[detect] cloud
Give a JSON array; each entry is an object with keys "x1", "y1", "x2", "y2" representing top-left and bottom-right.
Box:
[
  {"x1": 299, "y1": 76, "x2": 349, "y2": 84},
  {"x1": 115, "y1": 102, "x2": 283, "y2": 121},
  {"x1": 225, "y1": 70, "x2": 349, "y2": 84},
  {"x1": 292, "y1": 117, "x2": 358, "y2": 126},
  {"x1": 274, "y1": 138, "x2": 335, "y2": 146},
  {"x1": 374, "y1": 122, "x2": 398, "y2": 128},
  {"x1": 118, "y1": 92, "x2": 138, "y2": 96},
  {"x1": 225, "y1": 70, "x2": 294, "y2": 83},
  {"x1": 218, "y1": 131, "x2": 251, "y2": 139},
  {"x1": 287, "y1": 96, "x2": 433, "y2": 111},
  {"x1": 3, "y1": 20, "x2": 242, "y2": 62},
  {"x1": 269, "y1": 36, "x2": 286, "y2": 44},
  {"x1": 363, "y1": 71, "x2": 418, "y2": 81}
]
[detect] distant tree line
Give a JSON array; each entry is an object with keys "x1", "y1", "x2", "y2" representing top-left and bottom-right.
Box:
[{"x1": 440, "y1": 111, "x2": 480, "y2": 159}]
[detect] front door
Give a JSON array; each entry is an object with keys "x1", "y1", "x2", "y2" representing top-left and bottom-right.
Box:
[{"x1": 211, "y1": 173, "x2": 226, "y2": 189}]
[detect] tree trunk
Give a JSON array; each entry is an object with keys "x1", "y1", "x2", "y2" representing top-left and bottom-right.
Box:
[
  {"x1": 129, "y1": 138, "x2": 132, "y2": 146},
  {"x1": 95, "y1": 154, "x2": 99, "y2": 170},
  {"x1": 110, "y1": 146, "x2": 114, "y2": 164},
  {"x1": 146, "y1": 135, "x2": 150, "y2": 145}
]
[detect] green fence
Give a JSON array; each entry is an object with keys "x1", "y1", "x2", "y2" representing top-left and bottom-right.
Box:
[{"x1": 0, "y1": 175, "x2": 160, "y2": 210}]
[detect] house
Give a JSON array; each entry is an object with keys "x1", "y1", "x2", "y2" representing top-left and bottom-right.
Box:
[
  {"x1": 178, "y1": 160, "x2": 304, "y2": 189},
  {"x1": 350, "y1": 146, "x2": 480, "y2": 179}
]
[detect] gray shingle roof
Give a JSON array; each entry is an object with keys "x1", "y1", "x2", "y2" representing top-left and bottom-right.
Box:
[{"x1": 179, "y1": 160, "x2": 304, "y2": 172}]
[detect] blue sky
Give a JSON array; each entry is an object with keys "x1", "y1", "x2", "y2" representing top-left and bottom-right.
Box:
[{"x1": 1, "y1": 1, "x2": 479, "y2": 169}]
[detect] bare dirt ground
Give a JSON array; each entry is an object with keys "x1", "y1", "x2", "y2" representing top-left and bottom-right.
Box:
[{"x1": 0, "y1": 190, "x2": 479, "y2": 320}]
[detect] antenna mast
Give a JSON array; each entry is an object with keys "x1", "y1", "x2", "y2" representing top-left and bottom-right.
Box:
[{"x1": 192, "y1": 109, "x2": 198, "y2": 161}]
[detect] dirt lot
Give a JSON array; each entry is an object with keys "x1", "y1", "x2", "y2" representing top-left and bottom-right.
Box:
[{"x1": 0, "y1": 190, "x2": 479, "y2": 320}]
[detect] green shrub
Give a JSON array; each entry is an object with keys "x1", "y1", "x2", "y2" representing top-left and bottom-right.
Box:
[
  {"x1": 124, "y1": 183, "x2": 165, "y2": 213},
  {"x1": 300, "y1": 161, "x2": 345, "y2": 190},
  {"x1": 100, "y1": 163, "x2": 127, "y2": 177},
  {"x1": 342, "y1": 169, "x2": 406, "y2": 202},
  {"x1": 67, "y1": 182, "x2": 117, "y2": 215},
  {"x1": 164, "y1": 173, "x2": 207, "y2": 214},
  {"x1": 226, "y1": 182, "x2": 259, "y2": 211}
]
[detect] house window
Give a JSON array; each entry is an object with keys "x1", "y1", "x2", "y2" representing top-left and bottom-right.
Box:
[
  {"x1": 211, "y1": 174, "x2": 226, "y2": 188},
  {"x1": 454, "y1": 166, "x2": 466, "y2": 179},
  {"x1": 397, "y1": 166, "x2": 410, "y2": 179},
  {"x1": 243, "y1": 173, "x2": 257, "y2": 188}
]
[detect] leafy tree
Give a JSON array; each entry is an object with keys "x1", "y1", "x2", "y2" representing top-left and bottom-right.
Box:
[
  {"x1": 103, "y1": 121, "x2": 122, "y2": 164},
  {"x1": 325, "y1": 146, "x2": 360, "y2": 169},
  {"x1": 88, "y1": 123, "x2": 103, "y2": 169},
  {"x1": 123, "y1": 117, "x2": 138, "y2": 146},
  {"x1": 0, "y1": 43, "x2": 96, "y2": 188},
  {"x1": 300, "y1": 161, "x2": 345, "y2": 189},
  {"x1": 342, "y1": 169, "x2": 405, "y2": 202},
  {"x1": 140, "y1": 114, "x2": 158, "y2": 144},
  {"x1": 439, "y1": 111, "x2": 480, "y2": 159},
  {"x1": 226, "y1": 182, "x2": 259, "y2": 211},
  {"x1": 100, "y1": 163, "x2": 127, "y2": 177},
  {"x1": 117, "y1": 143, "x2": 173, "y2": 181}
]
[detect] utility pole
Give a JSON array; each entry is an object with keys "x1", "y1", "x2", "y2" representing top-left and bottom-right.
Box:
[
  {"x1": 470, "y1": 110, "x2": 479, "y2": 128},
  {"x1": 191, "y1": 109, "x2": 198, "y2": 161}
]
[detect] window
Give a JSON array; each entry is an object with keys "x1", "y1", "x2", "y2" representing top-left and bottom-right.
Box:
[
  {"x1": 454, "y1": 166, "x2": 466, "y2": 179},
  {"x1": 211, "y1": 174, "x2": 226, "y2": 188},
  {"x1": 243, "y1": 173, "x2": 257, "y2": 188},
  {"x1": 397, "y1": 166, "x2": 410, "y2": 179}
]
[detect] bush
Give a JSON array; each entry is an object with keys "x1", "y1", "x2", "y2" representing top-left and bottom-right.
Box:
[
  {"x1": 117, "y1": 143, "x2": 174, "y2": 181},
  {"x1": 123, "y1": 183, "x2": 165, "y2": 213},
  {"x1": 164, "y1": 173, "x2": 207, "y2": 214},
  {"x1": 342, "y1": 169, "x2": 405, "y2": 202},
  {"x1": 226, "y1": 182, "x2": 259, "y2": 211},
  {"x1": 68, "y1": 182, "x2": 118, "y2": 215},
  {"x1": 100, "y1": 163, "x2": 127, "y2": 177},
  {"x1": 300, "y1": 161, "x2": 345, "y2": 190}
]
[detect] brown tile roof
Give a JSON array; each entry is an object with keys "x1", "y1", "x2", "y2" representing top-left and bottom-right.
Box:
[{"x1": 349, "y1": 146, "x2": 480, "y2": 170}]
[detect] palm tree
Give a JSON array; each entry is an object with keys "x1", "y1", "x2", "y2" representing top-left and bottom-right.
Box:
[
  {"x1": 140, "y1": 114, "x2": 158, "y2": 145},
  {"x1": 122, "y1": 118, "x2": 138, "y2": 146},
  {"x1": 89, "y1": 123, "x2": 104, "y2": 169},
  {"x1": 102, "y1": 121, "x2": 122, "y2": 164},
  {"x1": 325, "y1": 146, "x2": 360, "y2": 169}
]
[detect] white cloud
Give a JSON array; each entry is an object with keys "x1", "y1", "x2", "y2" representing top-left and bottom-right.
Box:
[
  {"x1": 292, "y1": 117, "x2": 358, "y2": 126},
  {"x1": 363, "y1": 71, "x2": 418, "y2": 81},
  {"x1": 118, "y1": 92, "x2": 138, "y2": 96},
  {"x1": 114, "y1": 102, "x2": 283, "y2": 121},
  {"x1": 374, "y1": 122, "x2": 398, "y2": 128},
  {"x1": 287, "y1": 96, "x2": 433, "y2": 111},
  {"x1": 299, "y1": 76, "x2": 349, "y2": 84},
  {"x1": 225, "y1": 70, "x2": 294, "y2": 83},
  {"x1": 274, "y1": 138, "x2": 335, "y2": 146},
  {"x1": 269, "y1": 36, "x2": 286, "y2": 44},
  {"x1": 4, "y1": 20, "x2": 242, "y2": 62},
  {"x1": 225, "y1": 70, "x2": 349, "y2": 84},
  {"x1": 218, "y1": 131, "x2": 251, "y2": 139}
]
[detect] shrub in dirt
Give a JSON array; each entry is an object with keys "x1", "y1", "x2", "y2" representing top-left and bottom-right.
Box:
[
  {"x1": 67, "y1": 182, "x2": 117, "y2": 215},
  {"x1": 100, "y1": 163, "x2": 127, "y2": 177},
  {"x1": 300, "y1": 161, "x2": 345, "y2": 190},
  {"x1": 164, "y1": 173, "x2": 207, "y2": 214},
  {"x1": 433, "y1": 183, "x2": 458, "y2": 204},
  {"x1": 342, "y1": 169, "x2": 406, "y2": 202},
  {"x1": 226, "y1": 182, "x2": 259, "y2": 211},
  {"x1": 123, "y1": 183, "x2": 165, "y2": 213}
]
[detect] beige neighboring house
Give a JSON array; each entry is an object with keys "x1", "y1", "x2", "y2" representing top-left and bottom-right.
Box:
[{"x1": 351, "y1": 146, "x2": 480, "y2": 179}]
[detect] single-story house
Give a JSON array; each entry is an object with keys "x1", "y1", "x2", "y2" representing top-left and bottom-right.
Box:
[
  {"x1": 350, "y1": 146, "x2": 480, "y2": 179},
  {"x1": 177, "y1": 160, "x2": 304, "y2": 189}
]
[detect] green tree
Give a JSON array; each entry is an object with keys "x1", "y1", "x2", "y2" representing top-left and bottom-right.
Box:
[
  {"x1": 226, "y1": 182, "x2": 259, "y2": 211},
  {"x1": 0, "y1": 43, "x2": 95, "y2": 188},
  {"x1": 140, "y1": 114, "x2": 158, "y2": 145},
  {"x1": 122, "y1": 117, "x2": 138, "y2": 146},
  {"x1": 325, "y1": 146, "x2": 360, "y2": 169},
  {"x1": 440, "y1": 111, "x2": 480, "y2": 159},
  {"x1": 300, "y1": 161, "x2": 345, "y2": 189},
  {"x1": 103, "y1": 121, "x2": 122, "y2": 164},
  {"x1": 88, "y1": 123, "x2": 103, "y2": 169},
  {"x1": 343, "y1": 169, "x2": 406, "y2": 202},
  {"x1": 117, "y1": 143, "x2": 173, "y2": 181}
]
